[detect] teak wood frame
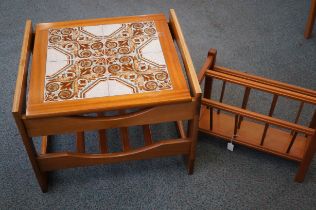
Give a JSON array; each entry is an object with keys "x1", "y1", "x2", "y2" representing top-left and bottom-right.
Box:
[
  {"x1": 199, "y1": 48, "x2": 316, "y2": 182},
  {"x1": 305, "y1": 0, "x2": 316, "y2": 39},
  {"x1": 27, "y1": 13, "x2": 191, "y2": 118},
  {"x1": 12, "y1": 9, "x2": 201, "y2": 192}
]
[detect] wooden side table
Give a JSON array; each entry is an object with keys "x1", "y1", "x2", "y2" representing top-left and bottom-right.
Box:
[{"x1": 12, "y1": 9, "x2": 201, "y2": 192}]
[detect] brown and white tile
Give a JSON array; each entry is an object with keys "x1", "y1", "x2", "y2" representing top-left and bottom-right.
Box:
[
  {"x1": 44, "y1": 21, "x2": 173, "y2": 102},
  {"x1": 44, "y1": 58, "x2": 110, "y2": 101}
]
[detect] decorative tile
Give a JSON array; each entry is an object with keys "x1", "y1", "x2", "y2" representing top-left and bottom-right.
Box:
[
  {"x1": 45, "y1": 60, "x2": 74, "y2": 77},
  {"x1": 44, "y1": 21, "x2": 173, "y2": 102},
  {"x1": 44, "y1": 58, "x2": 109, "y2": 101},
  {"x1": 108, "y1": 78, "x2": 137, "y2": 96},
  {"x1": 141, "y1": 51, "x2": 167, "y2": 66},
  {"x1": 82, "y1": 79, "x2": 110, "y2": 98},
  {"x1": 47, "y1": 26, "x2": 105, "y2": 59},
  {"x1": 81, "y1": 25, "x2": 104, "y2": 37},
  {"x1": 103, "y1": 24, "x2": 125, "y2": 37},
  {"x1": 137, "y1": 37, "x2": 163, "y2": 54},
  {"x1": 46, "y1": 46, "x2": 74, "y2": 61}
]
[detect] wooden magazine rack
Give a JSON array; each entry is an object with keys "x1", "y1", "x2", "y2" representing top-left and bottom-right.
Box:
[{"x1": 198, "y1": 49, "x2": 316, "y2": 182}]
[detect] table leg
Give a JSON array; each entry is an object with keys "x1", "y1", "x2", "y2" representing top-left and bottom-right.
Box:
[
  {"x1": 187, "y1": 97, "x2": 201, "y2": 174},
  {"x1": 13, "y1": 114, "x2": 48, "y2": 192}
]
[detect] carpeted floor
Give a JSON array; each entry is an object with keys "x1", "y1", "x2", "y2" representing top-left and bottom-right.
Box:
[{"x1": 0, "y1": 0, "x2": 315, "y2": 209}]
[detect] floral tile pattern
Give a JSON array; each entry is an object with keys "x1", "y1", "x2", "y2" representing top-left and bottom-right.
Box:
[{"x1": 44, "y1": 21, "x2": 172, "y2": 102}]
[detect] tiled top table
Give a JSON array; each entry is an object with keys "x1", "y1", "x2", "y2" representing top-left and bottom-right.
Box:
[
  {"x1": 13, "y1": 10, "x2": 201, "y2": 192},
  {"x1": 27, "y1": 14, "x2": 191, "y2": 118}
]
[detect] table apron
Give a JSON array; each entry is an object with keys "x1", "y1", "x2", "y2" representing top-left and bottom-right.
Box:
[{"x1": 23, "y1": 101, "x2": 196, "y2": 137}]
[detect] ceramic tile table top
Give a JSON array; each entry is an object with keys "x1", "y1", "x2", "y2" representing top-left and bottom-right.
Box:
[{"x1": 27, "y1": 14, "x2": 191, "y2": 118}]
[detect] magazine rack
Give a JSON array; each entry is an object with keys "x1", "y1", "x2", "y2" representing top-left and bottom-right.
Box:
[{"x1": 198, "y1": 49, "x2": 316, "y2": 182}]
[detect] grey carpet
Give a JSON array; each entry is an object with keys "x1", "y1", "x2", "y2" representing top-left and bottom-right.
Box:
[{"x1": 1, "y1": 0, "x2": 316, "y2": 209}]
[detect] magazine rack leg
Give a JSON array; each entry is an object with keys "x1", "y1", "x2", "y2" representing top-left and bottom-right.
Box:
[
  {"x1": 305, "y1": 0, "x2": 316, "y2": 39},
  {"x1": 296, "y1": 111, "x2": 316, "y2": 181},
  {"x1": 296, "y1": 134, "x2": 316, "y2": 182}
]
